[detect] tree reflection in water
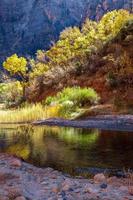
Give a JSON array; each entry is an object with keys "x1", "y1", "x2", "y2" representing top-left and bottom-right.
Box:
[{"x1": 0, "y1": 125, "x2": 132, "y2": 176}]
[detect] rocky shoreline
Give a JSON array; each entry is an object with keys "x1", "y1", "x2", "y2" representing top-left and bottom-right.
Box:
[
  {"x1": 0, "y1": 154, "x2": 133, "y2": 200},
  {"x1": 33, "y1": 115, "x2": 133, "y2": 132}
]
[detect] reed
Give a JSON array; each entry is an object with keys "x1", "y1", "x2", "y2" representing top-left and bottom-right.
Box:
[{"x1": 0, "y1": 104, "x2": 47, "y2": 123}]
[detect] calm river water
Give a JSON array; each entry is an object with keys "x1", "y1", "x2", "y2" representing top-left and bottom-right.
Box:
[{"x1": 0, "y1": 125, "x2": 133, "y2": 175}]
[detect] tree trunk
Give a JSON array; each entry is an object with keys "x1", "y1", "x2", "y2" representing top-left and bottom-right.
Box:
[{"x1": 22, "y1": 84, "x2": 26, "y2": 102}]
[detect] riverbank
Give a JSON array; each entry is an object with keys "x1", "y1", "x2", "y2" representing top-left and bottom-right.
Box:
[
  {"x1": 0, "y1": 154, "x2": 133, "y2": 200},
  {"x1": 33, "y1": 115, "x2": 133, "y2": 131},
  {"x1": 0, "y1": 114, "x2": 132, "y2": 131}
]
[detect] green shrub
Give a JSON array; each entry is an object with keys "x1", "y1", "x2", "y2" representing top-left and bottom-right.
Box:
[
  {"x1": 0, "y1": 81, "x2": 23, "y2": 107},
  {"x1": 45, "y1": 87, "x2": 99, "y2": 107},
  {"x1": 45, "y1": 87, "x2": 100, "y2": 118},
  {"x1": 58, "y1": 100, "x2": 76, "y2": 118},
  {"x1": 45, "y1": 96, "x2": 56, "y2": 105}
]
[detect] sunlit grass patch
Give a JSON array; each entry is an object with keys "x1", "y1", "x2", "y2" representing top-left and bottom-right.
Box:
[{"x1": 0, "y1": 104, "x2": 46, "y2": 123}]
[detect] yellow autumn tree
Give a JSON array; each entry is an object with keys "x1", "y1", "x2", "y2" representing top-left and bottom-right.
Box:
[
  {"x1": 3, "y1": 54, "x2": 28, "y2": 99},
  {"x1": 3, "y1": 54, "x2": 27, "y2": 75},
  {"x1": 98, "y1": 9, "x2": 132, "y2": 39}
]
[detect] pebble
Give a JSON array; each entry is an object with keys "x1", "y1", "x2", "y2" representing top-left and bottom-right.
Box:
[
  {"x1": 10, "y1": 159, "x2": 22, "y2": 168},
  {"x1": 62, "y1": 184, "x2": 71, "y2": 191},
  {"x1": 7, "y1": 187, "x2": 22, "y2": 199},
  {"x1": 107, "y1": 176, "x2": 117, "y2": 184},
  {"x1": 68, "y1": 188, "x2": 74, "y2": 192},
  {"x1": 74, "y1": 188, "x2": 81, "y2": 193},
  {"x1": 94, "y1": 173, "x2": 106, "y2": 183},
  {"x1": 84, "y1": 187, "x2": 94, "y2": 193},
  {"x1": 128, "y1": 186, "x2": 133, "y2": 195},
  {"x1": 60, "y1": 191, "x2": 66, "y2": 197},
  {"x1": 100, "y1": 183, "x2": 108, "y2": 189},
  {"x1": 0, "y1": 155, "x2": 133, "y2": 200},
  {"x1": 119, "y1": 186, "x2": 128, "y2": 192},
  {"x1": 14, "y1": 197, "x2": 26, "y2": 200},
  {"x1": 52, "y1": 186, "x2": 60, "y2": 193},
  {"x1": 41, "y1": 181, "x2": 49, "y2": 185},
  {"x1": 0, "y1": 197, "x2": 9, "y2": 200}
]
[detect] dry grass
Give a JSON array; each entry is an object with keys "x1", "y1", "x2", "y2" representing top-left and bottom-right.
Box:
[
  {"x1": 0, "y1": 104, "x2": 59, "y2": 123},
  {"x1": 0, "y1": 104, "x2": 60, "y2": 123}
]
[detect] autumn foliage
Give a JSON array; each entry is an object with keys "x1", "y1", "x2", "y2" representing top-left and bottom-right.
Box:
[{"x1": 2, "y1": 10, "x2": 133, "y2": 109}]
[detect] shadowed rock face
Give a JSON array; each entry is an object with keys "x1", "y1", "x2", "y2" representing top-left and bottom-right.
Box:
[{"x1": 0, "y1": 0, "x2": 132, "y2": 64}]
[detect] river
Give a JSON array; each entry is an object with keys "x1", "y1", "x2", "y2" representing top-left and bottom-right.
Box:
[{"x1": 0, "y1": 124, "x2": 133, "y2": 176}]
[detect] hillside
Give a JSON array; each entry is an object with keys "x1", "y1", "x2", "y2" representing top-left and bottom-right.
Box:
[
  {"x1": 0, "y1": 0, "x2": 132, "y2": 65},
  {"x1": 25, "y1": 12, "x2": 133, "y2": 113}
]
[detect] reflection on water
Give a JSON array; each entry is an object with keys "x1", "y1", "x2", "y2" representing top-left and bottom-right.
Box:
[{"x1": 0, "y1": 125, "x2": 133, "y2": 175}]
